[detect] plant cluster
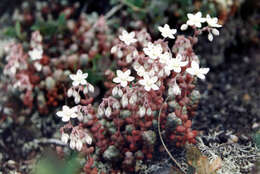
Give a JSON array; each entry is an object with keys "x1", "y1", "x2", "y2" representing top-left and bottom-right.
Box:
[
  {"x1": 0, "y1": 1, "x2": 258, "y2": 174},
  {"x1": 1, "y1": 1, "x2": 114, "y2": 118},
  {"x1": 55, "y1": 12, "x2": 222, "y2": 173}
]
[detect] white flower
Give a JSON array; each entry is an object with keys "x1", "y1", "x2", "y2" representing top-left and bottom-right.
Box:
[
  {"x1": 56, "y1": 105, "x2": 78, "y2": 122},
  {"x1": 206, "y1": 14, "x2": 222, "y2": 28},
  {"x1": 28, "y1": 48, "x2": 43, "y2": 60},
  {"x1": 61, "y1": 133, "x2": 70, "y2": 144},
  {"x1": 139, "y1": 75, "x2": 159, "y2": 91},
  {"x1": 186, "y1": 61, "x2": 210, "y2": 80},
  {"x1": 119, "y1": 30, "x2": 137, "y2": 45},
  {"x1": 158, "y1": 24, "x2": 177, "y2": 39},
  {"x1": 85, "y1": 134, "x2": 92, "y2": 145},
  {"x1": 186, "y1": 12, "x2": 206, "y2": 28},
  {"x1": 69, "y1": 69, "x2": 88, "y2": 87},
  {"x1": 113, "y1": 70, "x2": 134, "y2": 87},
  {"x1": 159, "y1": 52, "x2": 171, "y2": 64},
  {"x1": 143, "y1": 42, "x2": 163, "y2": 60},
  {"x1": 167, "y1": 54, "x2": 188, "y2": 73}
]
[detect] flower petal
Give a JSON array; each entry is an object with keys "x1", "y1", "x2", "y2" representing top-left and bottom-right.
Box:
[
  {"x1": 77, "y1": 69, "x2": 83, "y2": 75},
  {"x1": 121, "y1": 80, "x2": 128, "y2": 87},
  {"x1": 186, "y1": 68, "x2": 195, "y2": 75},
  {"x1": 125, "y1": 69, "x2": 131, "y2": 76},
  {"x1": 127, "y1": 76, "x2": 135, "y2": 82},
  {"x1": 113, "y1": 77, "x2": 121, "y2": 83},
  {"x1": 173, "y1": 67, "x2": 181, "y2": 73},
  {"x1": 199, "y1": 68, "x2": 210, "y2": 74},
  {"x1": 197, "y1": 74, "x2": 205, "y2": 80},
  {"x1": 144, "y1": 86, "x2": 151, "y2": 91},
  {"x1": 56, "y1": 111, "x2": 64, "y2": 117},
  {"x1": 152, "y1": 84, "x2": 159, "y2": 90},
  {"x1": 117, "y1": 70, "x2": 123, "y2": 77},
  {"x1": 62, "y1": 115, "x2": 70, "y2": 122}
]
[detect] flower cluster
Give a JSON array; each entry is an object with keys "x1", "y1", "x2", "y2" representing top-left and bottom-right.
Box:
[
  {"x1": 56, "y1": 70, "x2": 95, "y2": 151},
  {"x1": 55, "y1": 12, "x2": 218, "y2": 172},
  {"x1": 1, "y1": 1, "x2": 114, "y2": 116},
  {"x1": 181, "y1": 12, "x2": 222, "y2": 41}
]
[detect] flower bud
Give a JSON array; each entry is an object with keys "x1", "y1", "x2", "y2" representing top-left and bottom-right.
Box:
[
  {"x1": 118, "y1": 89, "x2": 123, "y2": 97},
  {"x1": 105, "y1": 106, "x2": 112, "y2": 117},
  {"x1": 112, "y1": 101, "x2": 120, "y2": 110},
  {"x1": 98, "y1": 107, "x2": 104, "y2": 117},
  {"x1": 88, "y1": 84, "x2": 94, "y2": 93},
  {"x1": 61, "y1": 133, "x2": 70, "y2": 144},
  {"x1": 112, "y1": 87, "x2": 118, "y2": 96},
  {"x1": 83, "y1": 87, "x2": 88, "y2": 94},
  {"x1": 129, "y1": 94, "x2": 137, "y2": 105},
  {"x1": 111, "y1": 46, "x2": 117, "y2": 54},
  {"x1": 212, "y1": 28, "x2": 219, "y2": 36},
  {"x1": 139, "y1": 106, "x2": 146, "y2": 117},
  {"x1": 67, "y1": 88, "x2": 73, "y2": 97},
  {"x1": 181, "y1": 24, "x2": 188, "y2": 31},
  {"x1": 121, "y1": 94, "x2": 128, "y2": 108},
  {"x1": 70, "y1": 139, "x2": 76, "y2": 149},
  {"x1": 208, "y1": 33, "x2": 213, "y2": 42},
  {"x1": 76, "y1": 140, "x2": 83, "y2": 151},
  {"x1": 146, "y1": 108, "x2": 152, "y2": 116},
  {"x1": 85, "y1": 134, "x2": 92, "y2": 145}
]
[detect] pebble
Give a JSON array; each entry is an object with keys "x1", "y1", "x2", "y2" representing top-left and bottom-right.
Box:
[
  {"x1": 243, "y1": 93, "x2": 251, "y2": 103},
  {"x1": 228, "y1": 134, "x2": 239, "y2": 143}
]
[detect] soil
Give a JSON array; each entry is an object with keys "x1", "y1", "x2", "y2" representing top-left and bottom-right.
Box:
[{"x1": 195, "y1": 46, "x2": 260, "y2": 137}]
